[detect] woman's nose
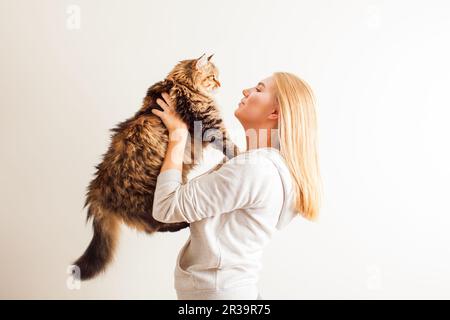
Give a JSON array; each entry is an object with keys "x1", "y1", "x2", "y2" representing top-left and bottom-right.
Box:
[{"x1": 242, "y1": 88, "x2": 249, "y2": 97}]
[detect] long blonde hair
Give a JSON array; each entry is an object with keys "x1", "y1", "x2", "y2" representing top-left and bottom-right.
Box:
[{"x1": 273, "y1": 72, "x2": 322, "y2": 221}]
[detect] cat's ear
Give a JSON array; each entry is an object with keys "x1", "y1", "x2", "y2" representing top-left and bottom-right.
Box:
[
  {"x1": 207, "y1": 54, "x2": 214, "y2": 61},
  {"x1": 196, "y1": 53, "x2": 206, "y2": 60},
  {"x1": 195, "y1": 53, "x2": 208, "y2": 70}
]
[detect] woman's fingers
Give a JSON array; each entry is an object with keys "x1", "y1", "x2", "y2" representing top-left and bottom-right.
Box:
[
  {"x1": 153, "y1": 92, "x2": 183, "y2": 132},
  {"x1": 151, "y1": 108, "x2": 164, "y2": 118},
  {"x1": 156, "y1": 97, "x2": 169, "y2": 111},
  {"x1": 161, "y1": 92, "x2": 175, "y2": 109},
  {"x1": 156, "y1": 92, "x2": 175, "y2": 113}
]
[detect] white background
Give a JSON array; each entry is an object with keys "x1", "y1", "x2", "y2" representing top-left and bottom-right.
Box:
[{"x1": 1, "y1": 0, "x2": 449, "y2": 299}]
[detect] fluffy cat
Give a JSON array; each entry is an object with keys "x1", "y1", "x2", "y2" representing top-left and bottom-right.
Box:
[{"x1": 73, "y1": 54, "x2": 240, "y2": 280}]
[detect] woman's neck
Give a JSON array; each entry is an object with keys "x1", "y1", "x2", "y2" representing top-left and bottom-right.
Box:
[{"x1": 245, "y1": 127, "x2": 280, "y2": 151}]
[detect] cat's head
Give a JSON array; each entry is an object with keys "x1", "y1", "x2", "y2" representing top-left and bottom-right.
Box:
[{"x1": 166, "y1": 53, "x2": 221, "y2": 96}]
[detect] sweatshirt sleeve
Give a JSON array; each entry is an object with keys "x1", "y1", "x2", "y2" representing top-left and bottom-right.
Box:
[{"x1": 152, "y1": 154, "x2": 273, "y2": 223}]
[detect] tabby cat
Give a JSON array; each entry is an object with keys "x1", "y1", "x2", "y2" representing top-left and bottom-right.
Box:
[{"x1": 73, "y1": 54, "x2": 240, "y2": 280}]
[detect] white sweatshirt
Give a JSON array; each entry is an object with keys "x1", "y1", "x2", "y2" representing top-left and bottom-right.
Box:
[{"x1": 152, "y1": 147, "x2": 298, "y2": 300}]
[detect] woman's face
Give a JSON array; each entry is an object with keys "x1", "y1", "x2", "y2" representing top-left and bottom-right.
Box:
[{"x1": 234, "y1": 76, "x2": 279, "y2": 129}]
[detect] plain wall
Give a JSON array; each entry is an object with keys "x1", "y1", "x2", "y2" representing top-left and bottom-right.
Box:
[{"x1": 1, "y1": 0, "x2": 449, "y2": 299}]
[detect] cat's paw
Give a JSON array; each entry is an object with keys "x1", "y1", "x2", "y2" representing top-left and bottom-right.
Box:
[{"x1": 157, "y1": 222, "x2": 190, "y2": 233}]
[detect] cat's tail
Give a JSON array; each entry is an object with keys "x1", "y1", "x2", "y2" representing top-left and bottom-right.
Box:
[{"x1": 73, "y1": 204, "x2": 120, "y2": 281}]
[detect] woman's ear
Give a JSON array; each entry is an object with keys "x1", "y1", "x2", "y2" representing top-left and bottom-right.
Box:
[
  {"x1": 267, "y1": 109, "x2": 279, "y2": 120},
  {"x1": 268, "y1": 101, "x2": 280, "y2": 120}
]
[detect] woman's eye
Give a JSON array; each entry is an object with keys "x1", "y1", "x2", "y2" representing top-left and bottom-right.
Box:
[{"x1": 256, "y1": 87, "x2": 261, "y2": 92}]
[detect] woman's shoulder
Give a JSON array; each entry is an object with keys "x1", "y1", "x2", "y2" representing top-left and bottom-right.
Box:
[
  {"x1": 236, "y1": 147, "x2": 283, "y2": 162},
  {"x1": 224, "y1": 147, "x2": 282, "y2": 173}
]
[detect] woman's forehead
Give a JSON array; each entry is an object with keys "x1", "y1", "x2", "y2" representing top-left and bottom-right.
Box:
[
  {"x1": 260, "y1": 76, "x2": 275, "y2": 89},
  {"x1": 260, "y1": 77, "x2": 273, "y2": 85}
]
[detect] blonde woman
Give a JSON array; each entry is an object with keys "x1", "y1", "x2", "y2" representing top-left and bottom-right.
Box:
[{"x1": 151, "y1": 72, "x2": 322, "y2": 300}]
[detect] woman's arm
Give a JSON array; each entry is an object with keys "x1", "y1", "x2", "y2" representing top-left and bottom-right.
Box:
[
  {"x1": 152, "y1": 155, "x2": 274, "y2": 223},
  {"x1": 160, "y1": 130, "x2": 188, "y2": 173}
]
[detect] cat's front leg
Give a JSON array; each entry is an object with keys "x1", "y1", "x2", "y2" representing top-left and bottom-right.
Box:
[{"x1": 158, "y1": 222, "x2": 190, "y2": 232}]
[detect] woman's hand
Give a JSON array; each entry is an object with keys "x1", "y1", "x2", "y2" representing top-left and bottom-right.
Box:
[
  {"x1": 152, "y1": 92, "x2": 188, "y2": 135},
  {"x1": 153, "y1": 92, "x2": 189, "y2": 173}
]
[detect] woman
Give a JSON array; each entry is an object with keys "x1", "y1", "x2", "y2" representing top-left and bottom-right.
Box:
[{"x1": 151, "y1": 72, "x2": 322, "y2": 300}]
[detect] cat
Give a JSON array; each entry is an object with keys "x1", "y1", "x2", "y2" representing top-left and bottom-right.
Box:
[{"x1": 73, "y1": 53, "x2": 240, "y2": 280}]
